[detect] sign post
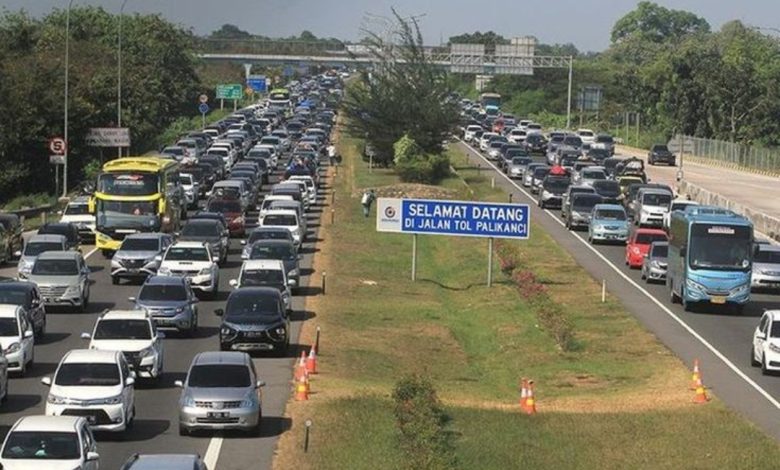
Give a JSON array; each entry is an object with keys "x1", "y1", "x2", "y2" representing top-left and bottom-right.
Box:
[
  {"x1": 198, "y1": 103, "x2": 209, "y2": 129},
  {"x1": 48, "y1": 137, "x2": 66, "y2": 198},
  {"x1": 216, "y1": 84, "x2": 243, "y2": 112},
  {"x1": 377, "y1": 198, "x2": 530, "y2": 286}
]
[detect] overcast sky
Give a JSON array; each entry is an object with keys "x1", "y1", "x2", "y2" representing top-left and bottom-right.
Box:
[{"x1": 1, "y1": 0, "x2": 774, "y2": 51}]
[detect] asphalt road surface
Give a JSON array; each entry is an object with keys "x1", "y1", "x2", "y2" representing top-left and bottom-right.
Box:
[
  {"x1": 0, "y1": 160, "x2": 326, "y2": 469},
  {"x1": 458, "y1": 139, "x2": 780, "y2": 439}
]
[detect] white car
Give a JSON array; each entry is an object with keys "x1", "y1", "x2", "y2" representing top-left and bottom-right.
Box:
[
  {"x1": 526, "y1": 123, "x2": 543, "y2": 134},
  {"x1": 663, "y1": 200, "x2": 699, "y2": 230},
  {"x1": 577, "y1": 128, "x2": 596, "y2": 144},
  {"x1": 507, "y1": 128, "x2": 527, "y2": 143},
  {"x1": 81, "y1": 310, "x2": 164, "y2": 381},
  {"x1": 206, "y1": 147, "x2": 232, "y2": 168},
  {"x1": 279, "y1": 180, "x2": 311, "y2": 211},
  {"x1": 42, "y1": 349, "x2": 136, "y2": 432},
  {"x1": 179, "y1": 173, "x2": 199, "y2": 210},
  {"x1": 752, "y1": 310, "x2": 780, "y2": 374},
  {"x1": 0, "y1": 415, "x2": 99, "y2": 469},
  {"x1": 0, "y1": 304, "x2": 34, "y2": 376},
  {"x1": 157, "y1": 242, "x2": 219, "y2": 299},
  {"x1": 463, "y1": 125, "x2": 482, "y2": 142},
  {"x1": 288, "y1": 175, "x2": 318, "y2": 205},
  {"x1": 259, "y1": 195, "x2": 294, "y2": 219},
  {"x1": 259, "y1": 210, "x2": 304, "y2": 248},
  {"x1": 253, "y1": 144, "x2": 278, "y2": 167},
  {"x1": 229, "y1": 259, "x2": 294, "y2": 312},
  {"x1": 479, "y1": 132, "x2": 499, "y2": 152},
  {"x1": 59, "y1": 196, "x2": 95, "y2": 242}
]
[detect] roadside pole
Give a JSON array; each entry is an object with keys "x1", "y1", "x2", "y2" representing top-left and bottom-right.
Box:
[
  {"x1": 487, "y1": 237, "x2": 494, "y2": 287},
  {"x1": 566, "y1": 56, "x2": 573, "y2": 130},
  {"x1": 411, "y1": 234, "x2": 418, "y2": 281}
]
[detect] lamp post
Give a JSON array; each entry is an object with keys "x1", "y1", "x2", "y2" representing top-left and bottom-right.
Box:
[
  {"x1": 63, "y1": 0, "x2": 75, "y2": 198},
  {"x1": 117, "y1": 0, "x2": 129, "y2": 158}
]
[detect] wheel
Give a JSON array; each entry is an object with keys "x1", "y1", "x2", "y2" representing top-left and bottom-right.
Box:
[
  {"x1": 179, "y1": 424, "x2": 189, "y2": 436},
  {"x1": 669, "y1": 281, "x2": 681, "y2": 304},
  {"x1": 681, "y1": 288, "x2": 693, "y2": 312},
  {"x1": 751, "y1": 347, "x2": 760, "y2": 367},
  {"x1": 111, "y1": 276, "x2": 119, "y2": 285},
  {"x1": 641, "y1": 270, "x2": 646, "y2": 280},
  {"x1": 762, "y1": 355, "x2": 770, "y2": 376}
]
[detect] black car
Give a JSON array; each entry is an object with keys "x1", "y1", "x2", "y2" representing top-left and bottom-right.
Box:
[
  {"x1": 0, "y1": 281, "x2": 46, "y2": 338},
  {"x1": 648, "y1": 144, "x2": 676, "y2": 166},
  {"x1": 178, "y1": 219, "x2": 229, "y2": 264},
  {"x1": 0, "y1": 213, "x2": 24, "y2": 260},
  {"x1": 524, "y1": 134, "x2": 548, "y2": 154},
  {"x1": 216, "y1": 287, "x2": 290, "y2": 356},
  {"x1": 592, "y1": 180, "x2": 622, "y2": 204},
  {"x1": 190, "y1": 211, "x2": 229, "y2": 233},
  {"x1": 37, "y1": 222, "x2": 80, "y2": 251}
]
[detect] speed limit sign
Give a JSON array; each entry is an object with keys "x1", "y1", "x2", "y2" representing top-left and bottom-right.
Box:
[
  {"x1": 48, "y1": 137, "x2": 66, "y2": 155},
  {"x1": 199, "y1": 94, "x2": 208, "y2": 104}
]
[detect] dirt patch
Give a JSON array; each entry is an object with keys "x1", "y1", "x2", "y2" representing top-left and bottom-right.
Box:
[{"x1": 353, "y1": 183, "x2": 458, "y2": 200}]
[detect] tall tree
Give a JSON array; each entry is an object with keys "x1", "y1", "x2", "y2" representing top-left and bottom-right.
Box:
[{"x1": 611, "y1": 1, "x2": 710, "y2": 44}]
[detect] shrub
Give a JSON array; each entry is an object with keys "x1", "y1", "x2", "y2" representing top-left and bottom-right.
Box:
[{"x1": 2, "y1": 193, "x2": 56, "y2": 211}]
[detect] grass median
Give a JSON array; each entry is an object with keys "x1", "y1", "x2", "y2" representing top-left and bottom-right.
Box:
[{"x1": 273, "y1": 136, "x2": 780, "y2": 469}]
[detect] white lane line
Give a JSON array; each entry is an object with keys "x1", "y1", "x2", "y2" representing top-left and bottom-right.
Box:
[
  {"x1": 84, "y1": 247, "x2": 99, "y2": 259},
  {"x1": 457, "y1": 139, "x2": 780, "y2": 410},
  {"x1": 204, "y1": 435, "x2": 223, "y2": 469}
]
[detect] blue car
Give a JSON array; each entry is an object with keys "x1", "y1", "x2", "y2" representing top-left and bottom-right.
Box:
[{"x1": 588, "y1": 204, "x2": 630, "y2": 244}]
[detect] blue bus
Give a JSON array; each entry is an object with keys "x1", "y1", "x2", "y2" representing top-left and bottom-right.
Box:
[{"x1": 667, "y1": 206, "x2": 753, "y2": 313}]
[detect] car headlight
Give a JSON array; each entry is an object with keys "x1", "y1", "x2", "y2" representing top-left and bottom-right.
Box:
[
  {"x1": 137, "y1": 346, "x2": 155, "y2": 358},
  {"x1": 47, "y1": 393, "x2": 68, "y2": 405},
  {"x1": 183, "y1": 395, "x2": 196, "y2": 407},
  {"x1": 4, "y1": 342, "x2": 20, "y2": 354},
  {"x1": 240, "y1": 393, "x2": 258, "y2": 408},
  {"x1": 571, "y1": 211, "x2": 583, "y2": 220},
  {"x1": 64, "y1": 285, "x2": 81, "y2": 296},
  {"x1": 769, "y1": 343, "x2": 780, "y2": 354},
  {"x1": 99, "y1": 394, "x2": 124, "y2": 405},
  {"x1": 241, "y1": 248, "x2": 250, "y2": 259},
  {"x1": 143, "y1": 257, "x2": 159, "y2": 267},
  {"x1": 650, "y1": 260, "x2": 663, "y2": 268},
  {"x1": 221, "y1": 326, "x2": 236, "y2": 336},
  {"x1": 731, "y1": 284, "x2": 750, "y2": 295},
  {"x1": 198, "y1": 267, "x2": 212, "y2": 275},
  {"x1": 685, "y1": 278, "x2": 707, "y2": 293},
  {"x1": 275, "y1": 327, "x2": 286, "y2": 336},
  {"x1": 174, "y1": 306, "x2": 185, "y2": 314}
]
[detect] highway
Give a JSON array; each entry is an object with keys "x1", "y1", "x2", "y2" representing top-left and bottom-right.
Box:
[
  {"x1": 457, "y1": 139, "x2": 780, "y2": 439},
  {"x1": 0, "y1": 160, "x2": 325, "y2": 469}
]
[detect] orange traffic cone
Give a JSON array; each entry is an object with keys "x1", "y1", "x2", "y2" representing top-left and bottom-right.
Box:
[
  {"x1": 294, "y1": 350, "x2": 307, "y2": 381},
  {"x1": 524, "y1": 380, "x2": 537, "y2": 415},
  {"x1": 294, "y1": 372, "x2": 309, "y2": 401},
  {"x1": 305, "y1": 345, "x2": 318, "y2": 374},
  {"x1": 519, "y1": 378, "x2": 529, "y2": 411},
  {"x1": 690, "y1": 359, "x2": 702, "y2": 390},
  {"x1": 692, "y1": 376, "x2": 709, "y2": 404}
]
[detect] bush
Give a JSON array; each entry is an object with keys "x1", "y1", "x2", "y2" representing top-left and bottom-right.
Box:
[
  {"x1": 2, "y1": 193, "x2": 56, "y2": 211},
  {"x1": 393, "y1": 375, "x2": 456, "y2": 470},
  {"x1": 394, "y1": 134, "x2": 451, "y2": 183}
]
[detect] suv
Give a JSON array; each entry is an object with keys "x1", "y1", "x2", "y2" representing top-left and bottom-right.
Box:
[
  {"x1": 216, "y1": 287, "x2": 290, "y2": 355},
  {"x1": 0, "y1": 281, "x2": 46, "y2": 338},
  {"x1": 260, "y1": 210, "x2": 304, "y2": 248},
  {"x1": 37, "y1": 222, "x2": 80, "y2": 251},
  {"x1": 246, "y1": 239, "x2": 300, "y2": 288},
  {"x1": 176, "y1": 351, "x2": 265, "y2": 435},
  {"x1": 59, "y1": 196, "x2": 95, "y2": 242},
  {"x1": 648, "y1": 144, "x2": 676, "y2": 166},
  {"x1": 17, "y1": 234, "x2": 68, "y2": 279},
  {"x1": 81, "y1": 310, "x2": 164, "y2": 381},
  {"x1": 635, "y1": 188, "x2": 673, "y2": 227},
  {"x1": 752, "y1": 245, "x2": 780, "y2": 291},
  {"x1": 178, "y1": 219, "x2": 229, "y2": 265},
  {"x1": 0, "y1": 213, "x2": 24, "y2": 261},
  {"x1": 0, "y1": 304, "x2": 35, "y2": 376},
  {"x1": 111, "y1": 233, "x2": 173, "y2": 285},
  {"x1": 241, "y1": 227, "x2": 295, "y2": 259},
  {"x1": 564, "y1": 194, "x2": 604, "y2": 230},
  {"x1": 230, "y1": 259, "x2": 294, "y2": 312},
  {"x1": 27, "y1": 251, "x2": 90, "y2": 312},
  {"x1": 120, "y1": 454, "x2": 207, "y2": 470},
  {"x1": 179, "y1": 173, "x2": 200, "y2": 210},
  {"x1": 0, "y1": 415, "x2": 99, "y2": 469},
  {"x1": 131, "y1": 276, "x2": 199, "y2": 336},
  {"x1": 42, "y1": 349, "x2": 136, "y2": 432},
  {"x1": 158, "y1": 242, "x2": 219, "y2": 300}
]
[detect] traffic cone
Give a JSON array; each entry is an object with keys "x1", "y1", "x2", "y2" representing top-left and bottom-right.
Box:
[
  {"x1": 524, "y1": 380, "x2": 537, "y2": 415},
  {"x1": 690, "y1": 359, "x2": 701, "y2": 390},
  {"x1": 294, "y1": 372, "x2": 309, "y2": 401},
  {"x1": 519, "y1": 378, "x2": 529, "y2": 411},
  {"x1": 692, "y1": 376, "x2": 709, "y2": 404},
  {"x1": 305, "y1": 345, "x2": 318, "y2": 374},
  {"x1": 294, "y1": 351, "x2": 307, "y2": 381}
]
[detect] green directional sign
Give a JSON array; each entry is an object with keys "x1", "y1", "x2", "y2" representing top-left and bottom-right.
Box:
[{"x1": 216, "y1": 84, "x2": 243, "y2": 100}]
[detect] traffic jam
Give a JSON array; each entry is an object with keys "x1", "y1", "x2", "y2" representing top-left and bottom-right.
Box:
[
  {"x1": 459, "y1": 92, "x2": 780, "y2": 371},
  {"x1": 0, "y1": 72, "x2": 343, "y2": 468}
]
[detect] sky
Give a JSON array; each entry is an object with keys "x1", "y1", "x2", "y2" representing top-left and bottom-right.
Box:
[{"x1": 1, "y1": 0, "x2": 774, "y2": 51}]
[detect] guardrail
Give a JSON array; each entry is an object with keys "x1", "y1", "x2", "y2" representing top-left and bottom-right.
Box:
[
  {"x1": 5, "y1": 204, "x2": 59, "y2": 231},
  {"x1": 676, "y1": 134, "x2": 780, "y2": 177}
]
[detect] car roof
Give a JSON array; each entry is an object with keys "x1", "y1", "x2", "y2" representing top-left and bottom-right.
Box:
[
  {"x1": 594, "y1": 204, "x2": 625, "y2": 211},
  {"x1": 36, "y1": 251, "x2": 80, "y2": 260},
  {"x1": 193, "y1": 351, "x2": 249, "y2": 366},
  {"x1": 0, "y1": 304, "x2": 22, "y2": 317},
  {"x1": 251, "y1": 238, "x2": 293, "y2": 246},
  {"x1": 243, "y1": 259, "x2": 285, "y2": 270},
  {"x1": 124, "y1": 232, "x2": 167, "y2": 240},
  {"x1": 0, "y1": 280, "x2": 35, "y2": 292},
  {"x1": 263, "y1": 209, "x2": 297, "y2": 216},
  {"x1": 100, "y1": 310, "x2": 150, "y2": 321},
  {"x1": 28, "y1": 234, "x2": 67, "y2": 243},
  {"x1": 635, "y1": 228, "x2": 667, "y2": 235},
  {"x1": 185, "y1": 219, "x2": 219, "y2": 226},
  {"x1": 63, "y1": 348, "x2": 120, "y2": 364},
  {"x1": 144, "y1": 275, "x2": 187, "y2": 286},
  {"x1": 12, "y1": 415, "x2": 83, "y2": 433},
  {"x1": 123, "y1": 454, "x2": 202, "y2": 470},
  {"x1": 170, "y1": 241, "x2": 208, "y2": 248}
]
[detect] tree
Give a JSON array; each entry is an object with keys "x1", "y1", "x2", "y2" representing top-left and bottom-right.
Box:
[
  {"x1": 210, "y1": 24, "x2": 251, "y2": 39},
  {"x1": 611, "y1": 1, "x2": 710, "y2": 44},
  {"x1": 447, "y1": 31, "x2": 509, "y2": 47}
]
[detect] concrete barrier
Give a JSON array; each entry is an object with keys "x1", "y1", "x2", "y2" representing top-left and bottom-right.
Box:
[{"x1": 679, "y1": 180, "x2": 780, "y2": 242}]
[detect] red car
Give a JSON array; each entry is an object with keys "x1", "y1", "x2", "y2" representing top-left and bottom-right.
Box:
[
  {"x1": 207, "y1": 198, "x2": 245, "y2": 237},
  {"x1": 625, "y1": 228, "x2": 668, "y2": 268}
]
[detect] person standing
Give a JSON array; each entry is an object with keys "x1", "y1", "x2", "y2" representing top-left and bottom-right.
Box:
[
  {"x1": 327, "y1": 144, "x2": 337, "y2": 166},
  {"x1": 361, "y1": 189, "x2": 376, "y2": 218}
]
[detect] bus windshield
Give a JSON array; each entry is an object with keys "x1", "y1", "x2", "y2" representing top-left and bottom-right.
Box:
[
  {"x1": 689, "y1": 224, "x2": 752, "y2": 271},
  {"x1": 97, "y1": 173, "x2": 159, "y2": 196},
  {"x1": 96, "y1": 200, "x2": 159, "y2": 230}
]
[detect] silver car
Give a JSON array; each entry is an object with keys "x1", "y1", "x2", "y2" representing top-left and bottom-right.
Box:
[
  {"x1": 111, "y1": 233, "x2": 173, "y2": 285},
  {"x1": 752, "y1": 245, "x2": 780, "y2": 291},
  {"x1": 131, "y1": 275, "x2": 199, "y2": 336},
  {"x1": 120, "y1": 453, "x2": 207, "y2": 470},
  {"x1": 641, "y1": 241, "x2": 669, "y2": 283},
  {"x1": 17, "y1": 234, "x2": 67, "y2": 279},
  {"x1": 176, "y1": 351, "x2": 265, "y2": 435},
  {"x1": 26, "y1": 251, "x2": 90, "y2": 311}
]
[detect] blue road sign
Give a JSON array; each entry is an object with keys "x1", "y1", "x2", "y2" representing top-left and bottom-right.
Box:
[
  {"x1": 247, "y1": 75, "x2": 267, "y2": 93},
  {"x1": 376, "y1": 198, "x2": 530, "y2": 239},
  {"x1": 198, "y1": 103, "x2": 209, "y2": 114}
]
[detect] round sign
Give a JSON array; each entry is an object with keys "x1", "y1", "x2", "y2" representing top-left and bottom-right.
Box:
[
  {"x1": 199, "y1": 94, "x2": 208, "y2": 104},
  {"x1": 198, "y1": 103, "x2": 209, "y2": 114},
  {"x1": 245, "y1": 87, "x2": 254, "y2": 96},
  {"x1": 48, "y1": 137, "x2": 66, "y2": 155}
]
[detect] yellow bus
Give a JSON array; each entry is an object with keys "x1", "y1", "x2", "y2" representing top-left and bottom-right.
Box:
[{"x1": 90, "y1": 157, "x2": 184, "y2": 255}]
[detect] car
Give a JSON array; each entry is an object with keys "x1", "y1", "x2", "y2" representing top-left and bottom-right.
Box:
[
  {"x1": 241, "y1": 227, "x2": 295, "y2": 259},
  {"x1": 588, "y1": 204, "x2": 630, "y2": 244},
  {"x1": 288, "y1": 175, "x2": 318, "y2": 205},
  {"x1": 216, "y1": 287, "x2": 290, "y2": 355},
  {"x1": 561, "y1": 185, "x2": 596, "y2": 218},
  {"x1": 206, "y1": 198, "x2": 246, "y2": 238},
  {"x1": 81, "y1": 310, "x2": 164, "y2": 381},
  {"x1": 522, "y1": 163, "x2": 545, "y2": 188},
  {"x1": 131, "y1": 275, "x2": 199, "y2": 336},
  {"x1": 230, "y1": 259, "x2": 294, "y2": 312},
  {"x1": 179, "y1": 173, "x2": 200, "y2": 210},
  {"x1": 0, "y1": 281, "x2": 46, "y2": 339},
  {"x1": 648, "y1": 144, "x2": 676, "y2": 165},
  {"x1": 259, "y1": 209, "x2": 304, "y2": 248},
  {"x1": 0, "y1": 304, "x2": 34, "y2": 376},
  {"x1": 178, "y1": 219, "x2": 229, "y2": 265},
  {"x1": 276, "y1": 181, "x2": 311, "y2": 211},
  {"x1": 751, "y1": 244, "x2": 780, "y2": 291},
  {"x1": 591, "y1": 180, "x2": 622, "y2": 204},
  {"x1": 110, "y1": 233, "x2": 173, "y2": 285},
  {"x1": 507, "y1": 156, "x2": 533, "y2": 179},
  {"x1": 17, "y1": 234, "x2": 68, "y2": 279},
  {"x1": 37, "y1": 223, "x2": 80, "y2": 252},
  {"x1": 27, "y1": 251, "x2": 90, "y2": 312},
  {"x1": 0, "y1": 415, "x2": 99, "y2": 469},
  {"x1": 59, "y1": 197, "x2": 95, "y2": 242},
  {"x1": 479, "y1": 132, "x2": 499, "y2": 152},
  {"x1": 268, "y1": 199, "x2": 307, "y2": 235},
  {"x1": 0, "y1": 213, "x2": 24, "y2": 261},
  {"x1": 523, "y1": 133, "x2": 548, "y2": 154},
  {"x1": 574, "y1": 167, "x2": 607, "y2": 188},
  {"x1": 634, "y1": 188, "x2": 673, "y2": 227},
  {"x1": 486, "y1": 140, "x2": 506, "y2": 160},
  {"x1": 246, "y1": 239, "x2": 301, "y2": 288},
  {"x1": 176, "y1": 351, "x2": 266, "y2": 435},
  {"x1": 259, "y1": 195, "x2": 294, "y2": 219},
  {"x1": 161, "y1": 145, "x2": 190, "y2": 161},
  {"x1": 641, "y1": 241, "x2": 669, "y2": 283},
  {"x1": 590, "y1": 134, "x2": 615, "y2": 156},
  {"x1": 464, "y1": 125, "x2": 483, "y2": 142},
  {"x1": 42, "y1": 349, "x2": 136, "y2": 432},
  {"x1": 120, "y1": 453, "x2": 208, "y2": 470},
  {"x1": 663, "y1": 200, "x2": 699, "y2": 230},
  {"x1": 577, "y1": 128, "x2": 596, "y2": 144},
  {"x1": 157, "y1": 242, "x2": 219, "y2": 300},
  {"x1": 564, "y1": 194, "x2": 604, "y2": 230},
  {"x1": 537, "y1": 171, "x2": 570, "y2": 209},
  {"x1": 752, "y1": 310, "x2": 780, "y2": 374},
  {"x1": 625, "y1": 228, "x2": 668, "y2": 268}
]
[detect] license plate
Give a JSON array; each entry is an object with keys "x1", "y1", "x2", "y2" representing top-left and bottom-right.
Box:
[
  {"x1": 711, "y1": 296, "x2": 727, "y2": 304},
  {"x1": 207, "y1": 412, "x2": 229, "y2": 419}
]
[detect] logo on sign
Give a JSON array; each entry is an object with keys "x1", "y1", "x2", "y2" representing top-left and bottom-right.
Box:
[
  {"x1": 385, "y1": 206, "x2": 396, "y2": 218},
  {"x1": 49, "y1": 138, "x2": 66, "y2": 155}
]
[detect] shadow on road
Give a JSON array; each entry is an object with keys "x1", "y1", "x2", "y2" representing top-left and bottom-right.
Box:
[
  {"x1": 3, "y1": 393, "x2": 42, "y2": 414},
  {"x1": 95, "y1": 419, "x2": 170, "y2": 442},
  {"x1": 36, "y1": 332, "x2": 71, "y2": 346}
]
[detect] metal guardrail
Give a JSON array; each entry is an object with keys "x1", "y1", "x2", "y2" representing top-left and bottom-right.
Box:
[
  {"x1": 5, "y1": 204, "x2": 58, "y2": 229},
  {"x1": 676, "y1": 134, "x2": 780, "y2": 175}
]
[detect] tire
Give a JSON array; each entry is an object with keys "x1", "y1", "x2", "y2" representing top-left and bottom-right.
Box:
[
  {"x1": 179, "y1": 424, "x2": 189, "y2": 436},
  {"x1": 648, "y1": 157, "x2": 654, "y2": 166},
  {"x1": 670, "y1": 281, "x2": 681, "y2": 304},
  {"x1": 641, "y1": 270, "x2": 646, "y2": 280},
  {"x1": 682, "y1": 288, "x2": 693, "y2": 312},
  {"x1": 751, "y1": 347, "x2": 760, "y2": 367},
  {"x1": 111, "y1": 276, "x2": 119, "y2": 285},
  {"x1": 762, "y1": 355, "x2": 770, "y2": 376}
]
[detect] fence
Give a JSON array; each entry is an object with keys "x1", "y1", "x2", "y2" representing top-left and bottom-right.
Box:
[{"x1": 678, "y1": 134, "x2": 780, "y2": 175}]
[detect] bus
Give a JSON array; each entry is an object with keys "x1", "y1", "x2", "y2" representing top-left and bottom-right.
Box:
[
  {"x1": 90, "y1": 157, "x2": 184, "y2": 256},
  {"x1": 268, "y1": 88, "x2": 291, "y2": 110},
  {"x1": 479, "y1": 92, "x2": 502, "y2": 109},
  {"x1": 667, "y1": 206, "x2": 753, "y2": 313}
]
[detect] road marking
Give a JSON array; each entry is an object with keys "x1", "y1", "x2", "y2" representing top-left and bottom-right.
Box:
[
  {"x1": 84, "y1": 247, "x2": 98, "y2": 259},
  {"x1": 204, "y1": 434, "x2": 223, "y2": 468},
  {"x1": 458, "y1": 139, "x2": 780, "y2": 410}
]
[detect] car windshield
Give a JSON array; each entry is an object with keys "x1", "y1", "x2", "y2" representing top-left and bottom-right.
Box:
[
  {"x1": 139, "y1": 283, "x2": 188, "y2": 301},
  {"x1": 651, "y1": 245, "x2": 669, "y2": 258},
  {"x1": 643, "y1": 193, "x2": 672, "y2": 206},
  {"x1": 635, "y1": 233, "x2": 668, "y2": 245},
  {"x1": 208, "y1": 200, "x2": 242, "y2": 213},
  {"x1": 250, "y1": 244, "x2": 296, "y2": 260},
  {"x1": 241, "y1": 269, "x2": 285, "y2": 287},
  {"x1": 120, "y1": 238, "x2": 160, "y2": 251},
  {"x1": 225, "y1": 294, "x2": 281, "y2": 324},
  {"x1": 0, "y1": 287, "x2": 27, "y2": 306},
  {"x1": 24, "y1": 242, "x2": 63, "y2": 257},
  {"x1": 593, "y1": 181, "x2": 620, "y2": 197},
  {"x1": 596, "y1": 135, "x2": 614, "y2": 143},
  {"x1": 755, "y1": 249, "x2": 780, "y2": 264},
  {"x1": 582, "y1": 170, "x2": 606, "y2": 180},
  {"x1": 263, "y1": 214, "x2": 296, "y2": 226},
  {"x1": 249, "y1": 230, "x2": 291, "y2": 243},
  {"x1": 31, "y1": 259, "x2": 78, "y2": 275},
  {"x1": 572, "y1": 196, "x2": 602, "y2": 211},
  {"x1": 182, "y1": 222, "x2": 220, "y2": 237},
  {"x1": 653, "y1": 145, "x2": 669, "y2": 152},
  {"x1": 55, "y1": 362, "x2": 120, "y2": 386},
  {"x1": 165, "y1": 247, "x2": 209, "y2": 262},
  {"x1": 512, "y1": 157, "x2": 531, "y2": 165},
  {"x1": 94, "y1": 319, "x2": 152, "y2": 340},
  {"x1": 563, "y1": 136, "x2": 582, "y2": 146},
  {"x1": 1, "y1": 431, "x2": 80, "y2": 460},
  {"x1": 0, "y1": 317, "x2": 18, "y2": 336},
  {"x1": 188, "y1": 364, "x2": 250, "y2": 388},
  {"x1": 595, "y1": 209, "x2": 626, "y2": 221},
  {"x1": 543, "y1": 177, "x2": 570, "y2": 191},
  {"x1": 64, "y1": 204, "x2": 89, "y2": 215},
  {"x1": 533, "y1": 168, "x2": 550, "y2": 179},
  {"x1": 690, "y1": 224, "x2": 752, "y2": 270}
]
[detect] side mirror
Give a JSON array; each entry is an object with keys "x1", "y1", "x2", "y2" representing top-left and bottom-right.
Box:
[
  {"x1": 214, "y1": 308, "x2": 224, "y2": 316},
  {"x1": 174, "y1": 380, "x2": 184, "y2": 388},
  {"x1": 41, "y1": 376, "x2": 52, "y2": 386},
  {"x1": 86, "y1": 451, "x2": 100, "y2": 462},
  {"x1": 24, "y1": 329, "x2": 33, "y2": 338},
  {"x1": 229, "y1": 279, "x2": 238, "y2": 288},
  {"x1": 80, "y1": 332, "x2": 91, "y2": 340},
  {"x1": 125, "y1": 377, "x2": 135, "y2": 387},
  {"x1": 757, "y1": 332, "x2": 767, "y2": 340},
  {"x1": 127, "y1": 296, "x2": 136, "y2": 303},
  {"x1": 256, "y1": 380, "x2": 266, "y2": 388},
  {"x1": 154, "y1": 255, "x2": 162, "y2": 262}
]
